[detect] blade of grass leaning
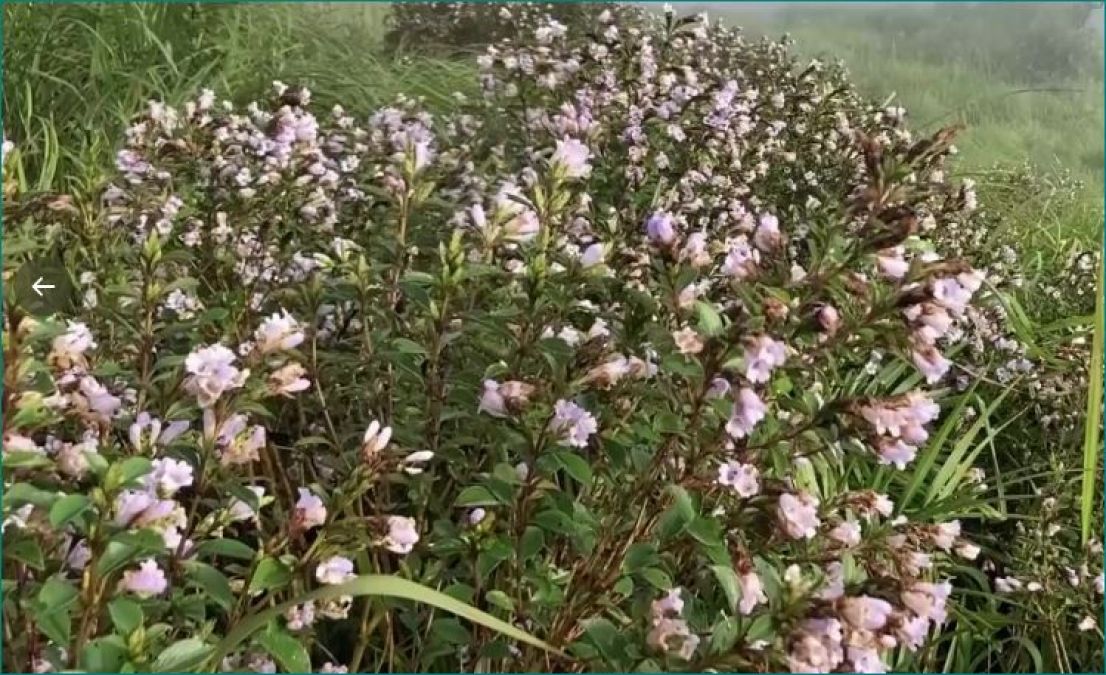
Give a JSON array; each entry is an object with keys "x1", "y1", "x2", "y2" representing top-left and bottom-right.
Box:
[
  {"x1": 207, "y1": 574, "x2": 565, "y2": 671},
  {"x1": 1080, "y1": 252, "x2": 1104, "y2": 543},
  {"x1": 899, "y1": 381, "x2": 977, "y2": 510},
  {"x1": 924, "y1": 384, "x2": 1015, "y2": 506}
]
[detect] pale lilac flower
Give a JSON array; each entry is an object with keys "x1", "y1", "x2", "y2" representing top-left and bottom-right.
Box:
[
  {"x1": 829, "y1": 520, "x2": 862, "y2": 547},
  {"x1": 721, "y1": 237, "x2": 760, "y2": 279},
  {"x1": 645, "y1": 211, "x2": 677, "y2": 246},
  {"x1": 383, "y1": 516, "x2": 419, "y2": 554},
  {"x1": 184, "y1": 344, "x2": 248, "y2": 407},
  {"x1": 817, "y1": 562, "x2": 845, "y2": 601},
  {"x1": 144, "y1": 458, "x2": 194, "y2": 496},
  {"x1": 294, "y1": 488, "x2": 327, "y2": 531},
  {"x1": 707, "y1": 377, "x2": 731, "y2": 399},
  {"x1": 912, "y1": 344, "x2": 950, "y2": 384},
  {"x1": 580, "y1": 242, "x2": 605, "y2": 268},
  {"x1": 847, "y1": 647, "x2": 887, "y2": 674},
  {"x1": 995, "y1": 576, "x2": 1022, "y2": 593},
  {"x1": 738, "y1": 571, "x2": 767, "y2": 615},
  {"x1": 285, "y1": 601, "x2": 316, "y2": 631},
  {"x1": 2, "y1": 433, "x2": 40, "y2": 454},
  {"x1": 66, "y1": 539, "x2": 92, "y2": 571},
  {"x1": 717, "y1": 461, "x2": 760, "y2": 497},
  {"x1": 680, "y1": 232, "x2": 711, "y2": 267},
  {"x1": 50, "y1": 321, "x2": 96, "y2": 367},
  {"x1": 268, "y1": 363, "x2": 311, "y2": 397},
  {"x1": 551, "y1": 138, "x2": 591, "y2": 179},
  {"x1": 902, "y1": 581, "x2": 951, "y2": 624},
  {"x1": 78, "y1": 377, "x2": 122, "y2": 421},
  {"x1": 955, "y1": 542, "x2": 980, "y2": 560},
  {"x1": 120, "y1": 559, "x2": 168, "y2": 597},
  {"x1": 876, "y1": 438, "x2": 917, "y2": 469},
  {"x1": 319, "y1": 663, "x2": 349, "y2": 673},
  {"x1": 478, "y1": 380, "x2": 507, "y2": 417},
  {"x1": 1079, "y1": 616, "x2": 1097, "y2": 632},
  {"x1": 817, "y1": 305, "x2": 841, "y2": 335},
  {"x1": 1094, "y1": 574, "x2": 1103, "y2": 594},
  {"x1": 895, "y1": 613, "x2": 930, "y2": 651},
  {"x1": 930, "y1": 520, "x2": 961, "y2": 551},
  {"x1": 673, "y1": 327, "x2": 703, "y2": 355},
  {"x1": 876, "y1": 248, "x2": 909, "y2": 279},
  {"x1": 56, "y1": 441, "x2": 96, "y2": 479},
  {"x1": 550, "y1": 400, "x2": 598, "y2": 447},
  {"x1": 787, "y1": 618, "x2": 844, "y2": 673},
  {"x1": 753, "y1": 213, "x2": 781, "y2": 251},
  {"x1": 468, "y1": 508, "x2": 487, "y2": 525},
  {"x1": 743, "y1": 335, "x2": 786, "y2": 383},
  {"x1": 725, "y1": 387, "x2": 767, "y2": 438},
  {"x1": 931, "y1": 277, "x2": 974, "y2": 316},
  {"x1": 778, "y1": 492, "x2": 820, "y2": 539},
  {"x1": 255, "y1": 310, "x2": 305, "y2": 354},
  {"x1": 840, "y1": 596, "x2": 894, "y2": 631},
  {"x1": 316, "y1": 556, "x2": 356, "y2": 585}
]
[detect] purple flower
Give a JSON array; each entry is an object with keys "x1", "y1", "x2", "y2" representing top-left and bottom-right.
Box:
[
  {"x1": 743, "y1": 336, "x2": 786, "y2": 384},
  {"x1": 717, "y1": 461, "x2": 760, "y2": 497},
  {"x1": 901, "y1": 581, "x2": 952, "y2": 625},
  {"x1": 778, "y1": 491, "x2": 820, "y2": 540},
  {"x1": 120, "y1": 559, "x2": 168, "y2": 597},
  {"x1": 293, "y1": 488, "x2": 326, "y2": 531},
  {"x1": 384, "y1": 515, "x2": 419, "y2": 554},
  {"x1": 725, "y1": 388, "x2": 766, "y2": 438},
  {"x1": 754, "y1": 213, "x2": 781, "y2": 251},
  {"x1": 911, "y1": 344, "x2": 950, "y2": 384},
  {"x1": 738, "y1": 571, "x2": 767, "y2": 615},
  {"x1": 840, "y1": 595, "x2": 894, "y2": 631},
  {"x1": 316, "y1": 556, "x2": 356, "y2": 585},
  {"x1": 645, "y1": 211, "x2": 677, "y2": 246},
  {"x1": 551, "y1": 138, "x2": 592, "y2": 179},
  {"x1": 144, "y1": 458, "x2": 194, "y2": 497},
  {"x1": 721, "y1": 236, "x2": 760, "y2": 279},
  {"x1": 787, "y1": 618, "x2": 844, "y2": 673},
  {"x1": 550, "y1": 400, "x2": 598, "y2": 448},
  {"x1": 876, "y1": 438, "x2": 917, "y2": 469}
]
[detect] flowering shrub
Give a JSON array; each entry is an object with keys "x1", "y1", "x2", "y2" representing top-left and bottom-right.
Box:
[
  {"x1": 384, "y1": 2, "x2": 632, "y2": 52},
  {"x1": 2, "y1": 7, "x2": 1096, "y2": 673}
]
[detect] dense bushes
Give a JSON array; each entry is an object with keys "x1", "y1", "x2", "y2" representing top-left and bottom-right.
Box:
[{"x1": 2, "y1": 5, "x2": 1102, "y2": 673}]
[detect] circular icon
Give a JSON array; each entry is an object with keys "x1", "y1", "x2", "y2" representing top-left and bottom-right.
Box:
[{"x1": 9, "y1": 258, "x2": 75, "y2": 316}]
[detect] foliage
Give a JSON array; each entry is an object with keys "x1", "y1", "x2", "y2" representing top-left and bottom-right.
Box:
[{"x1": 2, "y1": 4, "x2": 1102, "y2": 674}]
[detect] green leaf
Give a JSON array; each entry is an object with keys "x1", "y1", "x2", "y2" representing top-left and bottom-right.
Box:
[
  {"x1": 6, "y1": 537, "x2": 45, "y2": 570},
  {"x1": 153, "y1": 638, "x2": 213, "y2": 673},
  {"x1": 695, "y1": 301, "x2": 724, "y2": 337},
  {"x1": 96, "y1": 530, "x2": 164, "y2": 576},
  {"x1": 81, "y1": 636, "x2": 128, "y2": 673},
  {"x1": 552, "y1": 451, "x2": 593, "y2": 485},
  {"x1": 105, "y1": 457, "x2": 152, "y2": 491},
  {"x1": 3, "y1": 482, "x2": 59, "y2": 508},
  {"x1": 34, "y1": 577, "x2": 78, "y2": 645},
  {"x1": 744, "y1": 614, "x2": 775, "y2": 643},
  {"x1": 391, "y1": 337, "x2": 427, "y2": 356},
  {"x1": 639, "y1": 567, "x2": 672, "y2": 590},
  {"x1": 248, "y1": 557, "x2": 292, "y2": 595},
  {"x1": 256, "y1": 624, "x2": 310, "y2": 674},
  {"x1": 49, "y1": 494, "x2": 91, "y2": 529},
  {"x1": 430, "y1": 617, "x2": 471, "y2": 644},
  {"x1": 1082, "y1": 254, "x2": 1104, "y2": 544},
  {"x1": 207, "y1": 575, "x2": 564, "y2": 670},
  {"x1": 709, "y1": 617, "x2": 741, "y2": 655},
  {"x1": 183, "y1": 561, "x2": 235, "y2": 611},
  {"x1": 2, "y1": 451, "x2": 53, "y2": 469},
  {"x1": 485, "y1": 590, "x2": 514, "y2": 612},
  {"x1": 519, "y1": 526, "x2": 545, "y2": 561},
  {"x1": 454, "y1": 485, "x2": 503, "y2": 507},
  {"x1": 108, "y1": 598, "x2": 144, "y2": 635},
  {"x1": 711, "y1": 565, "x2": 741, "y2": 612},
  {"x1": 192, "y1": 538, "x2": 257, "y2": 561}
]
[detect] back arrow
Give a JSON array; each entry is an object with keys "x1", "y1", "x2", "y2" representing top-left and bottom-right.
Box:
[{"x1": 32, "y1": 276, "x2": 55, "y2": 296}]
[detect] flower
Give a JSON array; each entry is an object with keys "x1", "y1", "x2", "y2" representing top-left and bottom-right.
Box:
[
  {"x1": 778, "y1": 491, "x2": 820, "y2": 539},
  {"x1": 361, "y1": 420, "x2": 392, "y2": 460},
  {"x1": 50, "y1": 321, "x2": 96, "y2": 370},
  {"x1": 895, "y1": 613, "x2": 930, "y2": 651},
  {"x1": 717, "y1": 461, "x2": 760, "y2": 498},
  {"x1": 580, "y1": 242, "x2": 605, "y2": 267},
  {"x1": 738, "y1": 571, "x2": 767, "y2": 615},
  {"x1": 876, "y1": 438, "x2": 916, "y2": 469},
  {"x1": 184, "y1": 344, "x2": 248, "y2": 407},
  {"x1": 285, "y1": 601, "x2": 316, "y2": 631},
  {"x1": 726, "y1": 387, "x2": 767, "y2": 438},
  {"x1": 550, "y1": 399, "x2": 598, "y2": 447},
  {"x1": 383, "y1": 516, "x2": 419, "y2": 554},
  {"x1": 316, "y1": 556, "x2": 356, "y2": 585},
  {"x1": 754, "y1": 213, "x2": 781, "y2": 251},
  {"x1": 228, "y1": 486, "x2": 266, "y2": 523},
  {"x1": 144, "y1": 458, "x2": 194, "y2": 496},
  {"x1": 120, "y1": 559, "x2": 168, "y2": 597},
  {"x1": 817, "y1": 305, "x2": 841, "y2": 335},
  {"x1": 551, "y1": 138, "x2": 591, "y2": 179},
  {"x1": 743, "y1": 335, "x2": 787, "y2": 384},
  {"x1": 787, "y1": 618, "x2": 844, "y2": 673},
  {"x1": 1079, "y1": 615, "x2": 1097, "y2": 632},
  {"x1": 721, "y1": 236, "x2": 760, "y2": 279},
  {"x1": 293, "y1": 488, "x2": 327, "y2": 531},
  {"x1": 839, "y1": 596, "x2": 894, "y2": 631},
  {"x1": 478, "y1": 380, "x2": 507, "y2": 417},
  {"x1": 645, "y1": 211, "x2": 677, "y2": 246},
  {"x1": 255, "y1": 310, "x2": 305, "y2": 354},
  {"x1": 673, "y1": 327, "x2": 703, "y2": 355},
  {"x1": 267, "y1": 363, "x2": 311, "y2": 396},
  {"x1": 901, "y1": 581, "x2": 951, "y2": 624},
  {"x1": 829, "y1": 520, "x2": 861, "y2": 547}
]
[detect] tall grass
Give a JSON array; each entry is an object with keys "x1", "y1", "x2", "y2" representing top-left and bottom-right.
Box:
[{"x1": 2, "y1": 3, "x2": 474, "y2": 192}]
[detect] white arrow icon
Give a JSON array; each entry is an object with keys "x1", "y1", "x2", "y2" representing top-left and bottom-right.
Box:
[{"x1": 31, "y1": 276, "x2": 55, "y2": 297}]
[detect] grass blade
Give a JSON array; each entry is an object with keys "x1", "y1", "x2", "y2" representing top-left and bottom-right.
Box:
[
  {"x1": 1080, "y1": 253, "x2": 1104, "y2": 543},
  {"x1": 207, "y1": 574, "x2": 564, "y2": 671}
]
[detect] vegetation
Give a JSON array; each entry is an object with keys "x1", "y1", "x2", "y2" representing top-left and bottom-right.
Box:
[{"x1": 2, "y1": 3, "x2": 1102, "y2": 673}]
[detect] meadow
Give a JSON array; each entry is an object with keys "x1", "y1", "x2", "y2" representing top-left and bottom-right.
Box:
[{"x1": 2, "y1": 3, "x2": 1103, "y2": 673}]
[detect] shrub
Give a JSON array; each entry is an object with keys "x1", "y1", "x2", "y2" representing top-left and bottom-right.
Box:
[{"x1": 2, "y1": 7, "x2": 1099, "y2": 673}]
